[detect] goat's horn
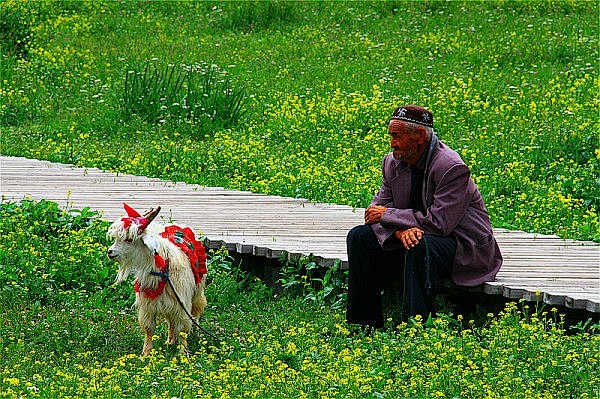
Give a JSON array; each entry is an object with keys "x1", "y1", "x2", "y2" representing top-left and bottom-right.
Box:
[{"x1": 143, "y1": 206, "x2": 161, "y2": 223}]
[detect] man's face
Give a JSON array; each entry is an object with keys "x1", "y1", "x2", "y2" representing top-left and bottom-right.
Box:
[{"x1": 388, "y1": 120, "x2": 422, "y2": 162}]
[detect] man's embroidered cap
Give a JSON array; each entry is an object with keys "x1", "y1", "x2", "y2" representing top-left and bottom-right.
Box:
[{"x1": 389, "y1": 105, "x2": 433, "y2": 128}]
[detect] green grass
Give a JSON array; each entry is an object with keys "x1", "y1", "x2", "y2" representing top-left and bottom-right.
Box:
[
  {"x1": 0, "y1": 2, "x2": 599, "y2": 397},
  {"x1": 0, "y1": 0, "x2": 598, "y2": 241},
  {"x1": 0, "y1": 199, "x2": 598, "y2": 398}
]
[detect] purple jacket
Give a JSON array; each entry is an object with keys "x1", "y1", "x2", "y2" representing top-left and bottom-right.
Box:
[{"x1": 370, "y1": 135, "x2": 502, "y2": 286}]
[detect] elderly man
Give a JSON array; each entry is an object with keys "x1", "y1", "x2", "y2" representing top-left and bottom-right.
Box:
[{"x1": 346, "y1": 105, "x2": 502, "y2": 328}]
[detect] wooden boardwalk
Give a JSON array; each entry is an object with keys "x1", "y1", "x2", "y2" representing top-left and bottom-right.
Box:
[{"x1": 2, "y1": 155, "x2": 599, "y2": 313}]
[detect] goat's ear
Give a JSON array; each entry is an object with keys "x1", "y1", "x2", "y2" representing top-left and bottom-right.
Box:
[
  {"x1": 143, "y1": 206, "x2": 161, "y2": 224},
  {"x1": 142, "y1": 234, "x2": 161, "y2": 253}
]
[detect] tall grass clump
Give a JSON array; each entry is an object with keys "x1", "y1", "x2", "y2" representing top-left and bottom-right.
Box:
[
  {"x1": 121, "y1": 62, "x2": 185, "y2": 124},
  {"x1": 121, "y1": 61, "x2": 247, "y2": 131},
  {"x1": 217, "y1": 0, "x2": 297, "y2": 32}
]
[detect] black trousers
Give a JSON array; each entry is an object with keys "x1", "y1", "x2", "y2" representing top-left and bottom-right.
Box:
[{"x1": 346, "y1": 224, "x2": 456, "y2": 328}]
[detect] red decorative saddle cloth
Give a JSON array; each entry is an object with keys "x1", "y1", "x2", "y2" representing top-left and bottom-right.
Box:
[
  {"x1": 135, "y1": 225, "x2": 207, "y2": 300},
  {"x1": 160, "y1": 225, "x2": 207, "y2": 285}
]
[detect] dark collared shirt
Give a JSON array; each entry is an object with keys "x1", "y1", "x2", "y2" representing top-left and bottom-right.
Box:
[{"x1": 409, "y1": 148, "x2": 428, "y2": 213}]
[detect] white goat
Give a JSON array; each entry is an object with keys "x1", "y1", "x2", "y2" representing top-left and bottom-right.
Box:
[{"x1": 107, "y1": 204, "x2": 207, "y2": 355}]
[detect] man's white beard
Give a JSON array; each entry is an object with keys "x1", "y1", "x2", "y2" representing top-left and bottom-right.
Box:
[{"x1": 393, "y1": 146, "x2": 418, "y2": 161}]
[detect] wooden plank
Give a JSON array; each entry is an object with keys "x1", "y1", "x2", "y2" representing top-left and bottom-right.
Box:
[{"x1": 2, "y1": 155, "x2": 599, "y2": 313}]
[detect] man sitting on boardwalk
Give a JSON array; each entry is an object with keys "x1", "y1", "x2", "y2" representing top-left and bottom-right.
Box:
[{"x1": 346, "y1": 105, "x2": 503, "y2": 328}]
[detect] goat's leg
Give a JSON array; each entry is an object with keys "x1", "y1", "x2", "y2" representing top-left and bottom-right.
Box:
[
  {"x1": 138, "y1": 308, "x2": 156, "y2": 356},
  {"x1": 166, "y1": 315, "x2": 189, "y2": 344},
  {"x1": 142, "y1": 329, "x2": 154, "y2": 356},
  {"x1": 166, "y1": 315, "x2": 177, "y2": 345},
  {"x1": 179, "y1": 329, "x2": 189, "y2": 354},
  {"x1": 191, "y1": 291, "x2": 207, "y2": 321},
  {"x1": 165, "y1": 316, "x2": 191, "y2": 355},
  {"x1": 178, "y1": 318, "x2": 192, "y2": 356}
]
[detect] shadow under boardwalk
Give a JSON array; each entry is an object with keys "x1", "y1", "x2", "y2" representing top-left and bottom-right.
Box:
[{"x1": 2, "y1": 155, "x2": 598, "y2": 313}]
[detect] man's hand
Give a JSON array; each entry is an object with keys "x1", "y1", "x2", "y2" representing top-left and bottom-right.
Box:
[
  {"x1": 394, "y1": 227, "x2": 424, "y2": 250},
  {"x1": 364, "y1": 205, "x2": 387, "y2": 225}
]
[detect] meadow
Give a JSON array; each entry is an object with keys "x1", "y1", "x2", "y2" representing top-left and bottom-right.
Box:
[
  {"x1": 1, "y1": 1, "x2": 599, "y2": 398},
  {"x1": 1, "y1": 0, "x2": 598, "y2": 241},
  {"x1": 1, "y1": 199, "x2": 598, "y2": 398}
]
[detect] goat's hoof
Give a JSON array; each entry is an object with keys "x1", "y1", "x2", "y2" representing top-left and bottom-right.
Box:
[{"x1": 180, "y1": 347, "x2": 190, "y2": 358}]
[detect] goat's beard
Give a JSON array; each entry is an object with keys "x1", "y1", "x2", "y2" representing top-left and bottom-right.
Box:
[
  {"x1": 113, "y1": 249, "x2": 154, "y2": 284},
  {"x1": 114, "y1": 262, "x2": 135, "y2": 284}
]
